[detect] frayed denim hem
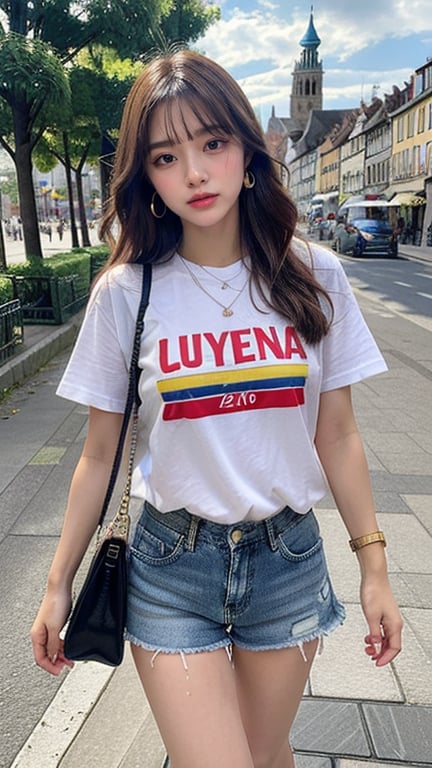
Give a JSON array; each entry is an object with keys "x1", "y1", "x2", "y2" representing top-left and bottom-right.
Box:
[
  {"x1": 125, "y1": 602, "x2": 345, "y2": 660},
  {"x1": 125, "y1": 631, "x2": 232, "y2": 656}
]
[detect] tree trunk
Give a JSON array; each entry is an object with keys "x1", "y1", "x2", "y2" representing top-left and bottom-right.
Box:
[
  {"x1": 62, "y1": 133, "x2": 80, "y2": 248},
  {"x1": 0, "y1": 222, "x2": 6, "y2": 271},
  {"x1": 100, "y1": 134, "x2": 117, "y2": 203},
  {"x1": 14, "y1": 130, "x2": 43, "y2": 260},
  {"x1": 76, "y1": 170, "x2": 91, "y2": 247}
]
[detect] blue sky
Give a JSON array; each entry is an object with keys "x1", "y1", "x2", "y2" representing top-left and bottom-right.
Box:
[{"x1": 197, "y1": 0, "x2": 432, "y2": 127}]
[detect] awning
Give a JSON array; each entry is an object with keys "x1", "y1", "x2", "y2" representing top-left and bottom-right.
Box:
[
  {"x1": 311, "y1": 191, "x2": 339, "y2": 203},
  {"x1": 340, "y1": 199, "x2": 390, "y2": 209},
  {"x1": 388, "y1": 192, "x2": 425, "y2": 207}
]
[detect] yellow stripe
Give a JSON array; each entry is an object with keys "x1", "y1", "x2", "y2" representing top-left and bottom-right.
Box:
[{"x1": 157, "y1": 364, "x2": 309, "y2": 393}]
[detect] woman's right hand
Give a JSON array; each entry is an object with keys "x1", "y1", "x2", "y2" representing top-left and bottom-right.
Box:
[{"x1": 30, "y1": 586, "x2": 75, "y2": 676}]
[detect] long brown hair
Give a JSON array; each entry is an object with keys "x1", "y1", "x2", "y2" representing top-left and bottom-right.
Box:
[{"x1": 99, "y1": 49, "x2": 332, "y2": 343}]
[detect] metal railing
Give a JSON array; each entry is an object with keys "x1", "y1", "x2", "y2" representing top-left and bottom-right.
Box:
[
  {"x1": 0, "y1": 299, "x2": 23, "y2": 364},
  {"x1": 0, "y1": 274, "x2": 88, "y2": 324}
]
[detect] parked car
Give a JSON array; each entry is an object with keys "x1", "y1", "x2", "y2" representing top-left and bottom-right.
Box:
[{"x1": 333, "y1": 201, "x2": 398, "y2": 257}]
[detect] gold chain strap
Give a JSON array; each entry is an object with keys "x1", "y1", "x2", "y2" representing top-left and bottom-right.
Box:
[{"x1": 103, "y1": 404, "x2": 139, "y2": 543}]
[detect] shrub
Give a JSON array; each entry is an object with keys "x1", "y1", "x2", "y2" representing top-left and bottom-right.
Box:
[
  {"x1": 0, "y1": 276, "x2": 14, "y2": 304},
  {"x1": 6, "y1": 245, "x2": 110, "y2": 294}
]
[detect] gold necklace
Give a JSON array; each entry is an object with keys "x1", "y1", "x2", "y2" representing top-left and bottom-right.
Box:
[
  {"x1": 199, "y1": 261, "x2": 244, "y2": 291},
  {"x1": 179, "y1": 256, "x2": 248, "y2": 317}
]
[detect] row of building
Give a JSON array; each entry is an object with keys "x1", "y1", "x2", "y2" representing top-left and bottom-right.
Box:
[{"x1": 265, "y1": 10, "x2": 432, "y2": 247}]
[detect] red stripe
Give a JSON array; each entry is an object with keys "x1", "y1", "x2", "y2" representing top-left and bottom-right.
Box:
[{"x1": 162, "y1": 388, "x2": 305, "y2": 421}]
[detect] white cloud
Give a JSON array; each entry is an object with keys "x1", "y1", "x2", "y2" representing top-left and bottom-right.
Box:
[
  {"x1": 198, "y1": 10, "x2": 302, "y2": 69},
  {"x1": 196, "y1": 2, "x2": 432, "y2": 123},
  {"x1": 200, "y1": 3, "x2": 432, "y2": 67}
]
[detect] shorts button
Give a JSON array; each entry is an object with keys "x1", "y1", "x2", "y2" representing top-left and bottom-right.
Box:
[{"x1": 231, "y1": 529, "x2": 243, "y2": 544}]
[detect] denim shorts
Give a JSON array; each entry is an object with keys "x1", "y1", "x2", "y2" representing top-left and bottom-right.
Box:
[{"x1": 125, "y1": 502, "x2": 345, "y2": 654}]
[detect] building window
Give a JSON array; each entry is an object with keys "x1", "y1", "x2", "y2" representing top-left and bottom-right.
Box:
[
  {"x1": 397, "y1": 117, "x2": 404, "y2": 142},
  {"x1": 407, "y1": 111, "x2": 415, "y2": 138},
  {"x1": 418, "y1": 107, "x2": 425, "y2": 133}
]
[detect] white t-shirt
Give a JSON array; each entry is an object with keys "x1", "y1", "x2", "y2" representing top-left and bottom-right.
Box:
[{"x1": 57, "y1": 242, "x2": 387, "y2": 524}]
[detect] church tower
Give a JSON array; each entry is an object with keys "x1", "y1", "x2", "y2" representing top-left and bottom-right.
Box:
[{"x1": 290, "y1": 6, "x2": 323, "y2": 136}]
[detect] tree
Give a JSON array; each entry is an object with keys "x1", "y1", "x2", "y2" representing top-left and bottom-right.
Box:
[
  {"x1": 36, "y1": 65, "x2": 136, "y2": 247},
  {"x1": 0, "y1": 35, "x2": 71, "y2": 258},
  {"x1": 159, "y1": 0, "x2": 220, "y2": 46},
  {"x1": 0, "y1": 0, "x2": 220, "y2": 260}
]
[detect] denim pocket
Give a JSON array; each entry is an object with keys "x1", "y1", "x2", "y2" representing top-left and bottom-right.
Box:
[
  {"x1": 277, "y1": 512, "x2": 323, "y2": 562},
  {"x1": 131, "y1": 512, "x2": 186, "y2": 565}
]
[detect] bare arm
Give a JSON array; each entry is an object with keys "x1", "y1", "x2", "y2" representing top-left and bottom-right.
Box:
[
  {"x1": 315, "y1": 386, "x2": 402, "y2": 667},
  {"x1": 30, "y1": 407, "x2": 123, "y2": 675}
]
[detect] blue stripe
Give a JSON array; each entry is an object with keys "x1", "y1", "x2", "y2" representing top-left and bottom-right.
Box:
[{"x1": 160, "y1": 377, "x2": 306, "y2": 402}]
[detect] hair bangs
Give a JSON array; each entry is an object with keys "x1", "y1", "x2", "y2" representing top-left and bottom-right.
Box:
[{"x1": 141, "y1": 79, "x2": 241, "y2": 158}]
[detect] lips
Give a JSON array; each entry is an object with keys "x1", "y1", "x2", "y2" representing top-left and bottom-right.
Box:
[{"x1": 187, "y1": 193, "x2": 218, "y2": 209}]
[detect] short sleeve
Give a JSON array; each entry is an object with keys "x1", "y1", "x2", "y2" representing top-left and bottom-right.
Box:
[
  {"x1": 56, "y1": 266, "x2": 141, "y2": 411},
  {"x1": 315, "y1": 255, "x2": 387, "y2": 392}
]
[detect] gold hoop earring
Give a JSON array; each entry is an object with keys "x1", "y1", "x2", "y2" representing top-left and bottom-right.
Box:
[
  {"x1": 150, "y1": 191, "x2": 166, "y2": 219},
  {"x1": 243, "y1": 170, "x2": 256, "y2": 189}
]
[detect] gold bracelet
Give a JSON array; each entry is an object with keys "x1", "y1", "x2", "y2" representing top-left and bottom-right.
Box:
[{"x1": 349, "y1": 531, "x2": 386, "y2": 552}]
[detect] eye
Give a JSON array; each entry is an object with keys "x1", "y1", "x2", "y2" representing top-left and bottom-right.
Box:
[
  {"x1": 206, "y1": 138, "x2": 227, "y2": 151},
  {"x1": 154, "y1": 153, "x2": 176, "y2": 166}
]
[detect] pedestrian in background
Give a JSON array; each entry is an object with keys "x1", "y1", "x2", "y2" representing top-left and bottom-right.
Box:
[{"x1": 31, "y1": 49, "x2": 402, "y2": 768}]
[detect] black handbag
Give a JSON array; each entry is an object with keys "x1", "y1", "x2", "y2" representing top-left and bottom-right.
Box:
[{"x1": 63, "y1": 264, "x2": 152, "y2": 666}]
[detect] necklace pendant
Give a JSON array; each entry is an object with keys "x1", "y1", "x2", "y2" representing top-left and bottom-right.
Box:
[
  {"x1": 221, "y1": 282, "x2": 229, "y2": 290},
  {"x1": 222, "y1": 307, "x2": 234, "y2": 317}
]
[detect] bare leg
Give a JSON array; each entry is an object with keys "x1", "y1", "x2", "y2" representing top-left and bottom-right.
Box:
[
  {"x1": 233, "y1": 639, "x2": 319, "y2": 768},
  {"x1": 131, "y1": 644, "x2": 254, "y2": 768}
]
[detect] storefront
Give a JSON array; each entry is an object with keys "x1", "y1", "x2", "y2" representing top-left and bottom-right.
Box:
[{"x1": 386, "y1": 190, "x2": 426, "y2": 245}]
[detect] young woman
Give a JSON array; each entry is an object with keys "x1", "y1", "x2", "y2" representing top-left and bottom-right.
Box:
[{"x1": 31, "y1": 49, "x2": 402, "y2": 768}]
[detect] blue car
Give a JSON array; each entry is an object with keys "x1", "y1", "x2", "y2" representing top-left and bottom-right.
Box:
[{"x1": 333, "y1": 201, "x2": 398, "y2": 257}]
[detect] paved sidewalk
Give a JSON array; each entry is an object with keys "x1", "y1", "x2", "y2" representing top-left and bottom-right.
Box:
[
  {"x1": 2, "y1": 254, "x2": 432, "y2": 768},
  {"x1": 398, "y1": 243, "x2": 432, "y2": 264}
]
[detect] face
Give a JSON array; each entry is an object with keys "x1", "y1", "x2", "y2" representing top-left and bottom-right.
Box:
[{"x1": 145, "y1": 102, "x2": 246, "y2": 231}]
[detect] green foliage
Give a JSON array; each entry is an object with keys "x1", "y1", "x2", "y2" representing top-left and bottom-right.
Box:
[
  {"x1": 0, "y1": 34, "x2": 70, "y2": 111},
  {"x1": 4, "y1": 246, "x2": 109, "y2": 305},
  {"x1": 82, "y1": 46, "x2": 143, "y2": 79},
  {"x1": 85, "y1": 0, "x2": 168, "y2": 59},
  {"x1": 0, "y1": 0, "x2": 220, "y2": 261},
  {"x1": 36, "y1": 65, "x2": 135, "y2": 174},
  {"x1": 0, "y1": 276, "x2": 13, "y2": 303},
  {"x1": 0, "y1": 98, "x2": 13, "y2": 136},
  {"x1": 160, "y1": 0, "x2": 221, "y2": 46},
  {"x1": 33, "y1": 136, "x2": 60, "y2": 173},
  {"x1": 0, "y1": 0, "x2": 86, "y2": 49},
  {"x1": 7, "y1": 245, "x2": 108, "y2": 281},
  {"x1": 0, "y1": 176, "x2": 18, "y2": 204}
]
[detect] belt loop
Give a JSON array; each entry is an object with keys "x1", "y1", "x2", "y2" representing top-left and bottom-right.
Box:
[
  {"x1": 264, "y1": 517, "x2": 278, "y2": 552},
  {"x1": 186, "y1": 513, "x2": 200, "y2": 551}
]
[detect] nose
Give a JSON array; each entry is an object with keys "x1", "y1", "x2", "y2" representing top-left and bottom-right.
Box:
[{"x1": 184, "y1": 153, "x2": 208, "y2": 187}]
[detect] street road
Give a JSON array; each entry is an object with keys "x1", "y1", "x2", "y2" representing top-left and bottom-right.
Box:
[
  {"x1": 341, "y1": 254, "x2": 432, "y2": 333},
  {"x1": 0, "y1": 253, "x2": 431, "y2": 767}
]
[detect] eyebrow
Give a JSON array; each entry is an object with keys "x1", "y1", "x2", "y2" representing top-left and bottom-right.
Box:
[{"x1": 148, "y1": 125, "x2": 222, "y2": 152}]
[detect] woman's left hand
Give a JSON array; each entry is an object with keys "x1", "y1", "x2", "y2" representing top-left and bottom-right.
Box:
[{"x1": 360, "y1": 574, "x2": 403, "y2": 666}]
